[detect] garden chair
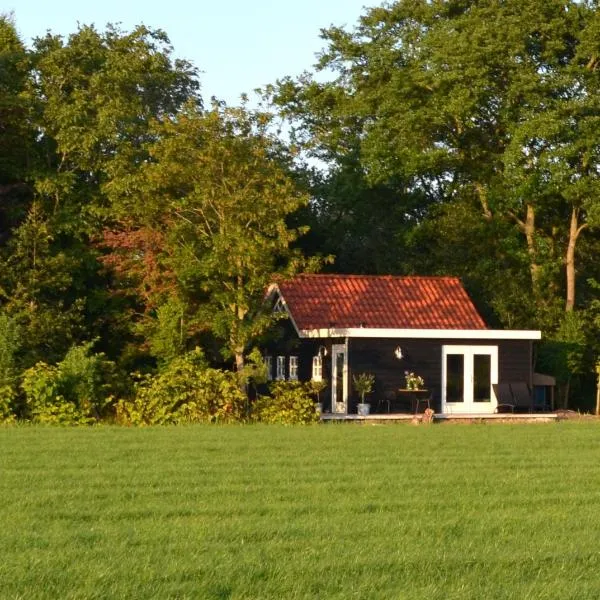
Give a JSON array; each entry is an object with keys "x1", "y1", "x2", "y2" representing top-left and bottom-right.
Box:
[
  {"x1": 509, "y1": 382, "x2": 533, "y2": 413},
  {"x1": 493, "y1": 383, "x2": 515, "y2": 413},
  {"x1": 414, "y1": 389, "x2": 434, "y2": 414},
  {"x1": 377, "y1": 389, "x2": 396, "y2": 413}
]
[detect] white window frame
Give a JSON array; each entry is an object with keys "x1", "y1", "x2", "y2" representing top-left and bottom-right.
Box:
[
  {"x1": 289, "y1": 356, "x2": 299, "y2": 381},
  {"x1": 264, "y1": 355, "x2": 273, "y2": 381},
  {"x1": 276, "y1": 356, "x2": 286, "y2": 381},
  {"x1": 441, "y1": 345, "x2": 498, "y2": 414},
  {"x1": 331, "y1": 341, "x2": 349, "y2": 414},
  {"x1": 312, "y1": 355, "x2": 323, "y2": 381}
]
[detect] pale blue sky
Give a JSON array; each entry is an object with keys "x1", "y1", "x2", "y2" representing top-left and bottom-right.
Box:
[{"x1": 8, "y1": 0, "x2": 370, "y2": 106}]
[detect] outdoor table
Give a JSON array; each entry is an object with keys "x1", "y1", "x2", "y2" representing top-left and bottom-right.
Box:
[{"x1": 397, "y1": 389, "x2": 430, "y2": 414}]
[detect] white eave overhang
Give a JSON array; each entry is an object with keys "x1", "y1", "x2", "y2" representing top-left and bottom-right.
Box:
[{"x1": 299, "y1": 328, "x2": 542, "y2": 340}]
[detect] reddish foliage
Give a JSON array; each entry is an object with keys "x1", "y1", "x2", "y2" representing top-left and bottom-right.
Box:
[{"x1": 97, "y1": 226, "x2": 176, "y2": 310}]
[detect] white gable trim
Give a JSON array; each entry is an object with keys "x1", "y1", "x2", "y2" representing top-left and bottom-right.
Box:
[
  {"x1": 265, "y1": 284, "x2": 301, "y2": 337},
  {"x1": 299, "y1": 328, "x2": 541, "y2": 340}
]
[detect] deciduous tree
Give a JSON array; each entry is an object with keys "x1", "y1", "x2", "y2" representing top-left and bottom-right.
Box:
[
  {"x1": 107, "y1": 104, "x2": 319, "y2": 371},
  {"x1": 272, "y1": 0, "x2": 600, "y2": 331}
]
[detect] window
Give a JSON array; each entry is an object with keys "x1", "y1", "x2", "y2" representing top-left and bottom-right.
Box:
[
  {"x1": 289, "y1": 356, "x2": 299, "y2": 381},
  {"x1": 264, "y1": 356, "x2": 272, "y2": 381},
  {"x1": 276, "y1": 356, "x2": 286, "y2": 380},
  {"x1": 273, "y1": 296, "x2": 286, "y2": 313},
  {"x1": 312, "y1": 355, "x2": 323, "y2": 381}
]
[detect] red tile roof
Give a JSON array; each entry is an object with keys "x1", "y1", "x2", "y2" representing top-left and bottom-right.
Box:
[{"x1": 275, "y1": 274, "x2": 487, "y2": 331}]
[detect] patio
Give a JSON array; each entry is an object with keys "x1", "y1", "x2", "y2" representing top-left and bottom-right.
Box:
[{"x1": 321, "y1": 412, "x2": 559, "y2": 423}]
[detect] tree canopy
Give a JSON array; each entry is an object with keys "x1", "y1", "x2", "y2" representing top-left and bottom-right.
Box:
[
  {"x1": 1, "y1": 3, "x2": 600, "y2": 412},
  {"x1": 270, "y1": 0, "x2": 600, "y2": 404},
  {"x1": 0, "y1": 16, "x2": 316, "y2": 392}
]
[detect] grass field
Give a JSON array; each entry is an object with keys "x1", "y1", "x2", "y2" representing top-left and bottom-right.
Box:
[{"x1": 2, "y1": 422, "x2": 600, "y2": 599}]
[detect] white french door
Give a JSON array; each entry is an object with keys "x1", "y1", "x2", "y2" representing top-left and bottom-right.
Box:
[
  {"x1": 331, "y1": 343, "x2": 348, "y2": 414},
  {"x1": 442, "y1": 345, "x2": 498, "y2": 414}
]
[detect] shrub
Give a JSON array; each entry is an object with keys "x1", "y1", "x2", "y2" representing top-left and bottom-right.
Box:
[
  {"x1": 147, "y1": 298, "x2": 187, "y2": 365},
  {"x1": 21, "y1": 362, "x2": 93, "y2": 425},
  {"x1": 0, "y1": 385, "x2": 16, "y2": 423},
  {"x1": 236, "y1": 347, "x2": 268, "y2": 391},
  {"x1": 58, "y1": 342, "x2": 118, "y2": 418},
  {"x1": 353, "y1": 372, "x2": 375, "y2": 402},
  {"x1": 116, "y1": 349, "x2": 246, "y2": 425},
  {"x1": 21, "y1": 342, "x2": 118, "y2": 424},
  {"x1": 308, "y1": 379, "x2": 328, "y2": 405},
  {"x1": 252, "y1": 381, "x2": 319, "y2": 425},
  {"x1": 0, "y1": 313, "x2": 21, "y2": 421},
  {"x1": 176, "y1": 368, "x2": 246, "y2": 423}
]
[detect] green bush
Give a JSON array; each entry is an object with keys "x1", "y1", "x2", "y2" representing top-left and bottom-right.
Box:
[
  {"x1": 116, "y1": 349, "x2": 246, "y2": 425},
  {"x1": 21, "y1": 362, "x2": 93, "y2": 425},
  {"x1": 0, "y1": 385, "x2": 16, "y2": 423},
  {"x1": 21, "y1": 342, "x2": 118, "y2": 424},
  {"x1": 252, "y1": 381, "x2": 319, "y2": 425},
  {"x1": 58, "y1": 342, "x2": 118, "y2": 418},
  {"x1": 0, "y1": 313, "x2": 21, "y2": 421}
]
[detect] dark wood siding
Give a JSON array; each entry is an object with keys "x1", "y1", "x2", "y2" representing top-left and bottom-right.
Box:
[
  {"x1": 498, "y1": 340, "x2": 533, "y2": 384},
  {"x1": 263, "y1": 326, "x2": 334, "y2": 409},
  {"x1": 348, "y1": 337, "x2": 534, "y2": 413},
  {"x1": 264, "y1": 320, "x2": 534, "y2": 414},
  {"x1": 348, "y1": 338, "x2": 442, "y2": 412}
]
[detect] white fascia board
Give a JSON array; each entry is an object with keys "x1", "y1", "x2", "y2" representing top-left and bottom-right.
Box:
[
  {"x1": 299, "y1": 328, "x2": 542, "y2": 340},
  {"x1": 265, "y1": 283, "x2": 279, "y2": 301},
  {"x1": 267, "y1": 285, "x2": 301, "y2": 337}
]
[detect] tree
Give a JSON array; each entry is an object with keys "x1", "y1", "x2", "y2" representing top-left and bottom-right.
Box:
[
  {"x1": 0, "y1": 201, "x2": 85, "y2": 364},
  {"x1": 23, "y1": 22, "x2": 200, "y2": 250},
  {"x1": 0, "y1": 22, "x2": 203, "y2": 367},
  {"x1": 272, "y1": 0, "x2": 600, "y2": 331},
  {"x1": 106, "y1": 103, "x2": 319, "y2": 372},
  {"x1": 290, "y1": 156, "x2": 428, "y2": 275},
  {"x1": 0, "y1": 16, "x2": 35, "y2": 241}
]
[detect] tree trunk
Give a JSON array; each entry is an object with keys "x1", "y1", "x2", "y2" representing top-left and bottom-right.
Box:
[
  {"x1": 232, "y1": 275, "x2": 247, "y2": 376},
  {"x1": 511, "y1": 204, "x2": 541, "y2": 296},
  {"x1": 523, "y1": 204, "x2": 541, "y2": 296},
  {"x1": 234, "y1": 350, "x2": 244, "y2": 373},
  {"x1": 562, "y1": 378, "x2": 570, "y2": 411},
  {"x1": 565, "y1": 207, "x2": 588, "y2": 312},
  {"x1": 474, "y1": 182, "x2": 492, "y2": 220},
  {"x1": 233, "y1": 346, "x2": 248, "y2": 397}
]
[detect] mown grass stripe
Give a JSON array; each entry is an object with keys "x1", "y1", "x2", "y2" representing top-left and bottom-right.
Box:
[{"x1": 1, "y1": 422, "x2": 600, "y2": 599}]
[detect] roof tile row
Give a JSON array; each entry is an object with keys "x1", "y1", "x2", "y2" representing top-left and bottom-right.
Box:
[{"x1": 276, "y1": 274, "x2": 487, "y2": 331}]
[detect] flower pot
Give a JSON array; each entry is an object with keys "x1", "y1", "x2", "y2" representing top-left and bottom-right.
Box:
[
  {"x1": 357, "y1": 402, "x2": 371, "y2": 416},
  {"x1": 316, "y1": 402, "x2": 323, "y2": 416}
]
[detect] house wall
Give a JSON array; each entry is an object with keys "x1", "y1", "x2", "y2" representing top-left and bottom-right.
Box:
[
  {"x1": 497, "y1": 340, "x2": 533, "y2": 383},
  {"x1": 263, "y1": 325, "x2": 333, "y2": 408},
  {"x1": 348, "y1": 338, "x2": 439, "y2": 413},
  {"x1": 348, "y1": 338, "x2": 534, "y2": 413},
  {"x1": 264, "y1": 324, "x2": 535, "y2": 414}
]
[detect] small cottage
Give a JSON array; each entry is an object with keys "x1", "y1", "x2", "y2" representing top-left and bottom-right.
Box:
[{"x1": 265, "y1": 274, "x2": 542, "y2": 415}]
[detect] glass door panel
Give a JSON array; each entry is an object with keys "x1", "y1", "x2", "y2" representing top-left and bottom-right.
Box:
[
  {"x1": 335, "y1": 352, "x2": 344, "y2": 405},
  {"x1": 331, "y1": 344, "x2": 348, "y2": 414},
  {"x1": 446, "y1": 354, "x2": 464, "y2": 403},
  {"x1": 473, "y1": 354, "x2": 491, "y2": 403}
]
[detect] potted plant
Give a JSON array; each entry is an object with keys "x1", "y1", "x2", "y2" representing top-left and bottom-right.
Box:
[
  {"x1": 404, "y1": 371, "x2": 425, "y2": 391},
  {"x1": 308, "y1": 378, "x2": 328, "y2": 415},
  {"x1": 353, "y1": 373, "x2": 375, "y2": 416}
]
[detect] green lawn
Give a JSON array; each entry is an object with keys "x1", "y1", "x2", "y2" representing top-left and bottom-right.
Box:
[{"x1": 2, "y1": 422, "x2": 600, "y2": 599}]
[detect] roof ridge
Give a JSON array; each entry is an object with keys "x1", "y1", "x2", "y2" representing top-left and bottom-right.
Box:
[{"x1": 291, "y1": 273, "x2": 461, "y2": 281}]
